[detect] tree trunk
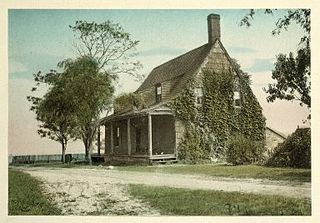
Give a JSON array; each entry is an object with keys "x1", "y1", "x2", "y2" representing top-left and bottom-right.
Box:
[
  {"x1": 61, "y1": 141, "x2": 66, "y2": 163},
  {"x1": 85, "y1": 146, "x2": 89, "y2": 160},
  {"x1": 88, "y1": 150, "x2": 92, "y2": 166},
  {"x1": 83, "y1": 139, "x2": 92, "y2": 165},
  {"x1": 88, "y1": 140, "x2": 93, "y2": 166},
  {"x1": 83, "y1": 136, "x2": 89, "y2": 162},
  {"x1": 83, "y1": 125, "x2": 97, "y2": 166}
]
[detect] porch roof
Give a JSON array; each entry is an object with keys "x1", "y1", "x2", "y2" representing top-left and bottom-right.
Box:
[{"x1": 100, "y1": 103, "x2": 173, "y2": 124}]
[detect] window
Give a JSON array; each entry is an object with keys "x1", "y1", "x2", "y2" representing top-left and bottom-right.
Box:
[
  {"x1": 233, "y1": 77, "x2": 241, "y2": 108},
  {"x1": 116, "y1": 127, "x2": 120, "y2": 137},
  {"x1": 195, "y1": 87, "x2": 203, "y2": 105},
  {"x1": 234, "y1": 91, "x2": 241, "y2": 107},
  {"x1": 155, "y1": 83, "x2": 162, "y2": 103},
  {"x1": 114, "y1": 127, "x2": 120, "y2": 146}
]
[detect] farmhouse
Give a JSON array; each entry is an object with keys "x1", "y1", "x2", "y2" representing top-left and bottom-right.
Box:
[{"x1": 99, "y1": 14, "x2": 266, "y2": 164}]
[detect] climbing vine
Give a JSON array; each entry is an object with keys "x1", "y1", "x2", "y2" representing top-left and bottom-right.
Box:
[{"x1": 169, "y1": 70, "x2": 266, "y2": 162}]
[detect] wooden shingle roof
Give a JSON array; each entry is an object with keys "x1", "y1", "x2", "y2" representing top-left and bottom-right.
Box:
[{"x1": 136, "y1": 43, "x2": 212, "y2": 93}]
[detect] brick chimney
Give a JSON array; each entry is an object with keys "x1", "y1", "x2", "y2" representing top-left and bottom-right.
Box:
[{"x1": 207, "y1": 14, "x2": 221, "y2": 44}]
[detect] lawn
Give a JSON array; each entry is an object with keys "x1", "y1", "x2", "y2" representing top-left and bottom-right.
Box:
[
  {"x1": 128, "y1": 184, "x2": 311, "y2": 216},
  {"x1": 118, "y1": 164, "x2": 311, "y2": 182},
  {"x1": 8, "y1": 169, "x2": 61, "y2": 215},
  {"x1": 14, "y1": 162, "x2": 311, "y2": 182}
]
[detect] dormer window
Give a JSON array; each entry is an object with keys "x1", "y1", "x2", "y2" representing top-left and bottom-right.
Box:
[
  {"x1": 234, "y1": 91, "x2": 241, "y2": 107},
  {"x1": 195, "y1": 87, "x2": 203, "y2": 105},
  {"x1": 155, "y1": 83, "x2": 162, "y2": 103}
]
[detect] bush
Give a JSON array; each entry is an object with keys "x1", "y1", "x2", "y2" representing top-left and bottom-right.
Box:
[
  {"x1": 178, "y1": 127, "x2": 209, "y2": 163},
  {"x1": 266, "y1": 128, "x2": 311, "y2": 168},
  {"x1": 226, "y1": 134, "x2": 264, "y2": 165}
]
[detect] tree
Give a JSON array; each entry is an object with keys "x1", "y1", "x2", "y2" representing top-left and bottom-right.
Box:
[
  {"x1": 69, "y1": 20, "x2": 143, "y2": 163},
  {"x1": 27, "y1": 70, "x2": 78, "y2": 163},
  {"x1": 265, "y1": 49, "x2": 310, "y2": 108},
  {"x1": 240, "y1": 9, "x2": 311, "y2": 109},
  {"x1": 69, "y1": 20, "x2": 143, "y2": 81},
  {"x1": 59, "y1": 56, "x2": 114, "y2": 165},
  {"x1": 113, "y1": 92, "x2": 146, "y2": 113}
]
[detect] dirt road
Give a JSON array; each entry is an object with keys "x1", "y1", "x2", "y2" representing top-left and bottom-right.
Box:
[{"x1": 21, "y1": 167, "x2": 311, "y2": 215}]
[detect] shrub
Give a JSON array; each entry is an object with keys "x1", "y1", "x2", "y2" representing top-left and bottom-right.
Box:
[
  {"x1": 266, "y1": 128, "x2": 311, "y2": 168},
  {"x1": 178, "y1": 127, "x2": 209, "y2": 163},
  {"x1": 226, "y1": 134, "x2": 264, "y2": 165}
]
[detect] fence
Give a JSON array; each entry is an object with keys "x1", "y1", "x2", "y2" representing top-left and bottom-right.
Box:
[{"x1": 9, "y1": 153, "x2": 86, "y2": 164}]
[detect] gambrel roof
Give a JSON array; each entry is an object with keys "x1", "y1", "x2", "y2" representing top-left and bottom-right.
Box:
[
  {"x1": 136, "y1": 39, "x2": 239, "y2": 97},
  {"x1": 136, "y1": 43, "x2": 212, "y2": 92}
]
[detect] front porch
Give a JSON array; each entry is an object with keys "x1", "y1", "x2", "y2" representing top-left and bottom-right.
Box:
[{"x1": 98, "y1": 105, "x2": 177, "y2": 164}]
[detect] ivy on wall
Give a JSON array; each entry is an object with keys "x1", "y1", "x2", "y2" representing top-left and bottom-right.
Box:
[{"x1": 169, "y1": 70, "x2": 266, "y2": 162}]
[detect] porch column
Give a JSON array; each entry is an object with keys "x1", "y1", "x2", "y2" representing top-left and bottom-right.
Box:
[
  {"x1": 97, "y1": 125, "x2": 101, "y2": 156},
  {"x1": 110, "y1": 122, "x2": 114, "y2": 154},
  {"x1": 127, "y1": 118, "x2": 131, "y2": 156},
  {"x1": 148, "y1": 114, "x2": 153, "y2": 157}
]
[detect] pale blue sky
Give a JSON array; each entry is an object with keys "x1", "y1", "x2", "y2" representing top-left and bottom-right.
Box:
[
  {"x1": 8, "y1": 9, "x2": 309, "y2": 155},
  {"x1": 9, "y1": 9, "x2": 301, "y2": 80}
]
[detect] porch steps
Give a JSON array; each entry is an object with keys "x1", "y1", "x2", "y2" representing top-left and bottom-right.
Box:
[
  {"x1": 151, "y1": 159, "x2": 178, "y2": 165},
  {"x1": 149, "y1": 155, "x2": 177, "y2": 164}
]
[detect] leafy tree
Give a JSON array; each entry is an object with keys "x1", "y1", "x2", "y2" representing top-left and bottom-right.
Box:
[
  {"x1": 28, "y1": 20, "x2": 140, "y2": 164},
  {"x1": 59, "y1": 56, "x2": 114, "y2": 165},
  {"x1": 265, "y1": 49, "x2": 310, "y2": 108},
  {"x1": 241, "y1": 9, "x2": 311, "y2": 109},
  {"x1": 69, "y1": 20, "x2": 143, "y2": 81},
  {"x1": 114, "y1": 92, "x2": 146, "y2": 114},
  {"x1": 27, "y1": 71, "x2": 78, "y2": 163},
  {"x1": 69, "y1": 20, "x2": 143, "y2": 163}
]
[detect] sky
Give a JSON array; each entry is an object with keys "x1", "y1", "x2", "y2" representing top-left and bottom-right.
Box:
[{"x1": 8, "y1": 9, "x2": 310, "y2": 155}]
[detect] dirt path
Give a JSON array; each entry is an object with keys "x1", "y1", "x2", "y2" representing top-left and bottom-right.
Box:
[{"x1": 21, "y1": 167, "x2": 311, "y2": 215}]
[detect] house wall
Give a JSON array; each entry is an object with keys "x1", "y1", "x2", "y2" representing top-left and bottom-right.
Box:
[
  {"x1": 195, "y1": 41, "x2": 234, "y2": 86},
  {"x1": 204, "y1": 41, "x2": 232, "y2": 72},
  {"x1": 152, "y1": 115, "x2": 176, "y2": 154},
  {"x1": 175, "y1": 120, "x2": 185, "y2": 156},
  {"x1": 265, "y1": 128, "x2": 286, "y2": 152},
  {"x1": 113, "y1": 120, "x2": 128, "y2": 155}
]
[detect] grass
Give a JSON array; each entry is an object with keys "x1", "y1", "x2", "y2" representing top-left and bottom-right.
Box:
[
  {"x1": 14, "y1": 162, "x2": 311, "y2": 182},
  {"x1": 8, "y1": 169, "x2": 61, "y2": 215},
  {"x1": 128, "y1": 184, "x2": 311, "y2": 216},
  {"x1": 118, "y1": 164, "x2": 311, "y2": 182}
]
